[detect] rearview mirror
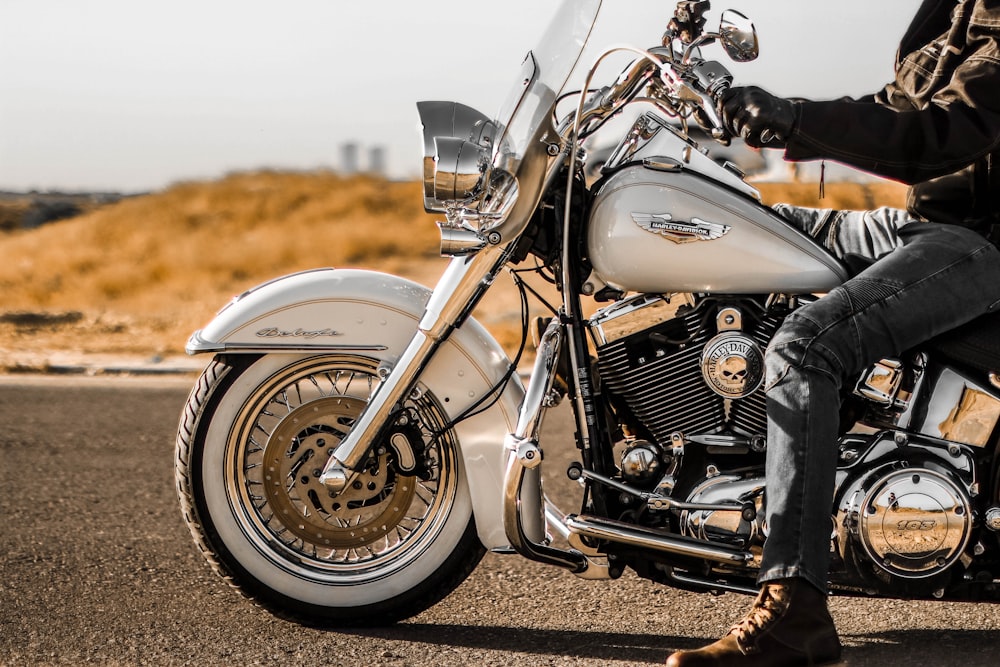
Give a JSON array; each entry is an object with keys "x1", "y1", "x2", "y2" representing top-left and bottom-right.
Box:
[{"x1": 719, "y1": 10, "x2": 758, "y2": 62}]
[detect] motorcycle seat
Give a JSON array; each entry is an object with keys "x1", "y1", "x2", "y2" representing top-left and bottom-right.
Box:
[{"x1": 926, "y1": 309, "x2": 1000, "y2": 374}]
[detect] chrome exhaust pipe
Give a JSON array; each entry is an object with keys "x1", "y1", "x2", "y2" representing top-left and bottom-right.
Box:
[{"x1": 565, "y1": 514, "x2": 754, "y2": 565}]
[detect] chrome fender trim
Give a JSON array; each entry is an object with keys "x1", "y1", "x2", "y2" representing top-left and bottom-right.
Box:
[{"x1": 187, "y1": 267, "x2": 524, "y2": 549}]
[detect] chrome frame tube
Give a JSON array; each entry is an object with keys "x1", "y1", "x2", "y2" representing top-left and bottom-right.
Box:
[
  {"x1": 543, "y1": 498, "x2": 574, "y2": 542},
  {"x1": 501, "y1": 317, "x2": 589, "y2": 573},
  {"x1": 514, "y1": 318, "x2": 562, "y2": 440},
  {"x1": 502, "y1": 442, "x2": 589, "y2": 573}
]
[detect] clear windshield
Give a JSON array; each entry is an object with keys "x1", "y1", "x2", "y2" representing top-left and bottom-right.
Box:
[{"x1": 491, "y1": 0, "x2": 602, "y2": 182}]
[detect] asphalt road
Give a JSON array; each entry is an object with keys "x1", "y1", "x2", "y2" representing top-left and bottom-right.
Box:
[{"x1": 2, "y1": 374, "x2": 1000, "y2": 666}]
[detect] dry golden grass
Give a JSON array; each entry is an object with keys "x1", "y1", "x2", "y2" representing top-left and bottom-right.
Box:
[
  {"x1": 0, "y1": 172, "x2": 444, "y2": 362},
  {"x1": 0, "y1": 171, "x2": 906, "y2": 369},
  {"x1": 756, "y1": 180, "x2": 907, "y2": 209}
]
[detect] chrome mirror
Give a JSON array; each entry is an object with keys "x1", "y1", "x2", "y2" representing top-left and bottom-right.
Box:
[{"x1": 718, "y1": 10, "x2": 758, "y2": 62}]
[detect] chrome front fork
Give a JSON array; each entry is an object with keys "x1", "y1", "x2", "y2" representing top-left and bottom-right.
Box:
[{"x1": 319, "y1": 244, "x2": 507, "y2": 492}]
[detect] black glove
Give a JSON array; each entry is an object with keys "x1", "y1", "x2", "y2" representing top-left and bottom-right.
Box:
[{"x1": 720, "y1": 86, "x2": 799, "y2": 149}]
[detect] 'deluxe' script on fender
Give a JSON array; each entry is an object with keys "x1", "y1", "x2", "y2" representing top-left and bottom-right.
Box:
[{"x1": 255, "y1": 327, "x2": 343, "y2": 339}]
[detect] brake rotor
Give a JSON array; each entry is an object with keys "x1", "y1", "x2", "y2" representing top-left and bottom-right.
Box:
[{"x1": 260, "y1": 396, "x2": 417, "y2": 549}]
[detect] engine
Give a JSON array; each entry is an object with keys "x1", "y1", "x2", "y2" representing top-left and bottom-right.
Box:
[
  {"x1": 590, "y1": 292, "x2": 987, "y2": 594},
  {"x1": 673, "y1": 446, "x2": 978, "y2": 587},
  {"x1": 590, "y1": 292, "x2": 781, "y2": 558},
  {"x1": 591, "y1": 293, "x2": 780, "y2": 445}
]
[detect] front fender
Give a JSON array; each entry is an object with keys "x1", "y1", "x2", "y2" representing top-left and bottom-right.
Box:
[{"x1": 188, "y1": 267, "x2": 524, "y2": 549}]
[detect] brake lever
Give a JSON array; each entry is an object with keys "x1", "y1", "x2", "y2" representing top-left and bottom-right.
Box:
[{"x1": 659, "y1": 59, "x2": 733, "y2": 143}]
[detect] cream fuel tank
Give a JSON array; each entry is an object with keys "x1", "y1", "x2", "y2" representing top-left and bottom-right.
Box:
[{"x1": 586, "y1": 113, "x2": 849, "y2": 295}]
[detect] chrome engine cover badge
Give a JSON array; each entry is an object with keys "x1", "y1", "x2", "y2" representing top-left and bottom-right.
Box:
[
  {"x1": 700, "y1": 332, "x2": 765, "y2": 399},
  {"x1": 854, "y1": 467, "x2": 971, "y2": 579}
]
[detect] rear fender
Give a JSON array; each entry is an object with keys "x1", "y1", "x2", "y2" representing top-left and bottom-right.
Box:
[{"x1": 188, "y1": 268, "x2": 523, "y2": 549}]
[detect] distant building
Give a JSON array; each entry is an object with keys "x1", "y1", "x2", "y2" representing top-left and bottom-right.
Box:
[
  {"x1": 341, "y1": 143, "x2": 359, "y2": 174},
  {"x1": 367, "y1": 146, "x2": 386, "y2": 176},
  {"x1": 340, "y1": 143, "x2": 388, "y2": 177}
]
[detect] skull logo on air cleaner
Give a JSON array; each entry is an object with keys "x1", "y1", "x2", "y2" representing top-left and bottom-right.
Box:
[{"x1": 700, "y1": 332, "x2": 765, "y2": 399}]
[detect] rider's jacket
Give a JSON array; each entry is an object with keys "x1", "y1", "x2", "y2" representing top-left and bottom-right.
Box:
[{"x1": 784, "y1": 0, "x2": 1000, "y2": 237}]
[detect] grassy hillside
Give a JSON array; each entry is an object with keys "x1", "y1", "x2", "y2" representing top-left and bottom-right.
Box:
[
  {"x1": 0, "y1": 170, "x2": 906, "y2": 369},
  {"x1": 0, "y1": 172, "x2": 444, "y2": 364}
]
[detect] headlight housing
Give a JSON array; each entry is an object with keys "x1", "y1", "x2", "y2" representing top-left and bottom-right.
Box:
[{"x1": 417, "y1": 101, "x2": 497, "y2": 214}]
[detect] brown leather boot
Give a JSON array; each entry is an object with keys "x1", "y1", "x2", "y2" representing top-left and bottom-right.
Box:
[{"x1": 665, "y1": 578, "x2": 842, "y2": 666}]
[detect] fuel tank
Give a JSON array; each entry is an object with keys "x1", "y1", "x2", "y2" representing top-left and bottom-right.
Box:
[{"x1": 587, "y1": 125, "x2": 848, "y2": 294}]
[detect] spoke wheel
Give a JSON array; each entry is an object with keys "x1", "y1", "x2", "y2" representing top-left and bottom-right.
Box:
[
  {"x1": 176, "y1": 354, "x2": 485, "y2": 625},
  {"x1": 229, "y1": 357, "x2": 455, "y2": 579}
]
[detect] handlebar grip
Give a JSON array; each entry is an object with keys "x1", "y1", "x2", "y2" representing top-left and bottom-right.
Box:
[{"x1": 706, "y1": 80, "x2": 733, "y2": 144}]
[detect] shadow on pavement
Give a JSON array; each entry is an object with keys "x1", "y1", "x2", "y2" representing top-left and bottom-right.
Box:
[{"x1": 343, "y1": 623, "x2": 1000, "y2": 666}]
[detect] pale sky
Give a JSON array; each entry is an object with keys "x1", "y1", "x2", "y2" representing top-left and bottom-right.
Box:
[{"x1": 0, "y1": 0, "x2": 922, "y2": 192}]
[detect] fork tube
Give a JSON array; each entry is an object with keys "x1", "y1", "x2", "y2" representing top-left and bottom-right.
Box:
[{"x1": 319, "y1": 244, "x2": 508, "y2": 490}]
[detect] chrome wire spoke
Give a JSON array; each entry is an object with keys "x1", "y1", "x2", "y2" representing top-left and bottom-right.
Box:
[{"x1": 228, "y1": 357, "x2": 458, "y2": 576}]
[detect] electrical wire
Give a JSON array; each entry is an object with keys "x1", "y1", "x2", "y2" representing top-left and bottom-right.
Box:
[{"x1": 427, "y1": 268, "x2": 532, "y2": 439}]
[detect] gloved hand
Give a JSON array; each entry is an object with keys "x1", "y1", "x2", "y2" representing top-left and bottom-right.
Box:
[{"x1": 720, "y1": 86, "x2": 799, "y2": 149}]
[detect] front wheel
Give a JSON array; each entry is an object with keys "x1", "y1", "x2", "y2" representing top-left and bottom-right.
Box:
[{"x1": 175, "y1": 354, "x2": 485, "y2": 626}]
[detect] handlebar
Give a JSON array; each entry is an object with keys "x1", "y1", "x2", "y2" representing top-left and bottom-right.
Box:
[
  {"x1": 574, "y1": 57, "x2": 660, "y2": 132},
  {"x1": 572, "y1": 1, "x2": 760, "y2": 147},
  {"x1": 573, "y1": 49, "x2": 733, "y2": 144},
  {"x1": 657, "y1": 56, "x2": 732, "y2": 139},
  {"x1": 566, "y1": 2, "x2": 752, "y2": 153}
]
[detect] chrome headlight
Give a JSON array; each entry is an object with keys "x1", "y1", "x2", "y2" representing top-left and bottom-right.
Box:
[
  {"x1": 432, "y1": 137, "x2": 490, "y2": 205},
  {"x1": 417, "y1": 101, "x2": 497, "y2": 213}
]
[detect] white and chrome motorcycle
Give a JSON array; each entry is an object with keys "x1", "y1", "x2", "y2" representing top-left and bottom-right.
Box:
[{"x1": 175, "y1": 0, "x2": 1000, "y2": 625}]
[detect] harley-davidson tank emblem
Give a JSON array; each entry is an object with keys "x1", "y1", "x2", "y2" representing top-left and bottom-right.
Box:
[
  {"x1": 631, "y1": 212, "x2": 731, "y2": 244},
  {"x1": 256, "y1": 327, "x2": 343, "y2": 339},
  {"x1": 700, "y1": 332, "x2": 765, "y2": 399}
]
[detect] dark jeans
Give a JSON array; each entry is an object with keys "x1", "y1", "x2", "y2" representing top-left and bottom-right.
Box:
[{"x1": 759, "y1": 205, "x2": 1000, "y2": 593}]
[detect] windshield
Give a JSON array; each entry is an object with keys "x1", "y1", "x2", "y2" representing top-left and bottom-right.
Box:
[{"x1": 491, "y1": 0, "x2": 602, "y2": 189}]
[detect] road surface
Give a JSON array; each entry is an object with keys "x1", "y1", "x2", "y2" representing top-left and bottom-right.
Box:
[{"x1": 2, "y1": 374, "x2": 999, "y2": 665}]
